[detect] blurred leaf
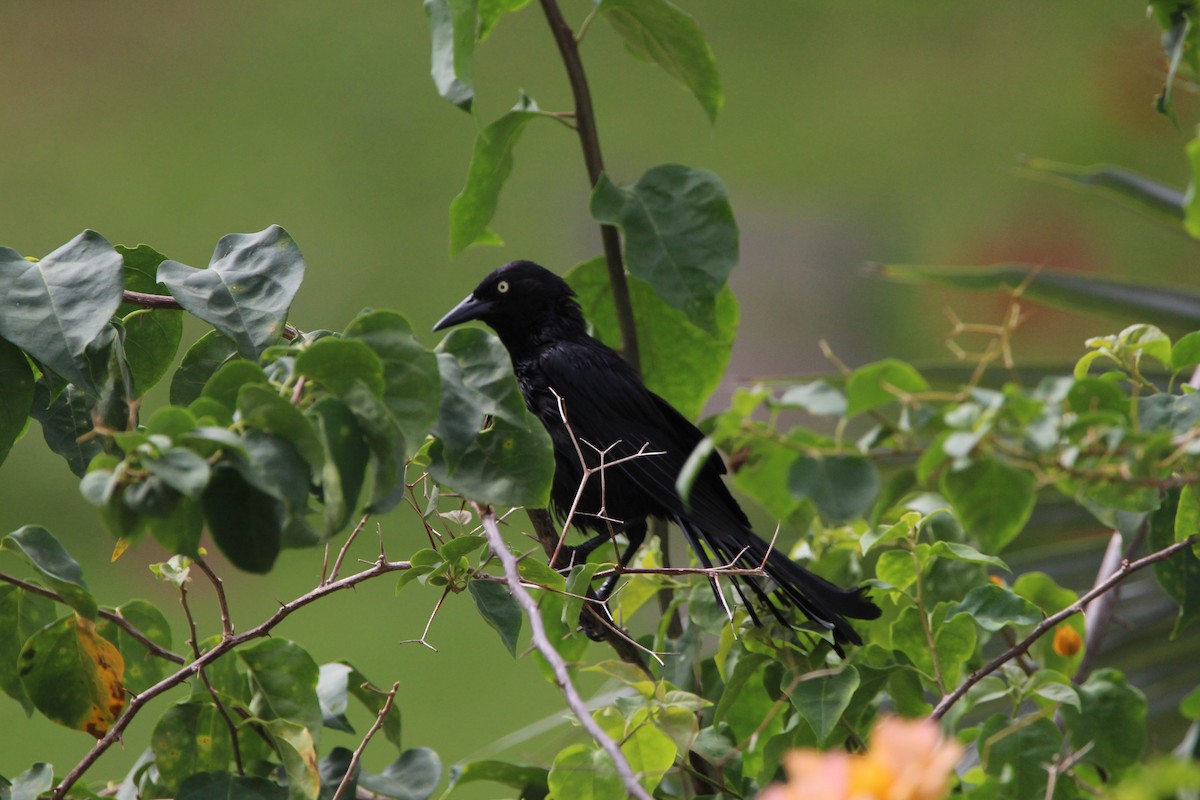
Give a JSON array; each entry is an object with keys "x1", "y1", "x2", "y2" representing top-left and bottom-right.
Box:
[
  {"x1": 875, "y1": 549, "x2": 917, "y2": 591},
  {"x1": 201, "y1": 359, "x2": 269, "y2": 414},
  {"x1": 1020, "y1": 157, "x2": 1184, "y2": 221},
  {"x1": 170, "y1": 330, "x2": 239, "y2": 406},
  {"x1": 450, "y1": 94, "x2": 542, "y2": 255},
  {"x1": 0, "y1": 585, "x2": 55, "y2": 714},
  {"x1": 310, "y1": 397, "x2": 369, "y2": 536},
  {"x1": 877, "y1": 263, "x2": 1200, "y2": 333},
  {"x1": 941, "y1": 457, "x2": 1035, "y2": 552},
  {"x1": 317, "y1": 662, "x2": 403, "y2": 751},
  {"x1": 789, "y1": 667, "x2": 859, "y2": 745},
  {"x1": 1149, "y1": 489, "x2": 1200, "y2": 636},
  {"x1": 0, "y1": 231, "x2": 123, "y2": 394},
  {"x1": 177, "y1": 772, "x2": 287, "y2": 800},
  {"x1": 597, "y1": 0, "x2": 722, "y2": 123},
  {"x1": 19, "y1": 615, "x2": 124, "y2": 737},
  {"x1": 238, "y1": 384, "x2": 325, "y2": 475},
  {"x1": 344, "y1": 310, "x2": 441, "y2": 459},
  {"x1": 295, "y1": 337, "x2": 385, "y2": 398},
  {"x1": 2, "y1": 763, "x2": 53, "y2": 800},
  {"x1": 1062, "y1": 669, "x2": 1146, "y2": 779},
  {"x1": 445, "y1": 759, "x2": 548, "y2": 798},
  {"x1": 424, "y1": 0, "x2": 475, "y2": 111},
  {"x1": 779, "y1": 380, "x2": 847, "y2": 416},
  {"x1": 151, "y1": 702, "x2": 235, "y2": 793},
  {"x1": 478, "y1": 0, "x2": 530, "y2": 39},
  {"x1": 1152, "y1": 5, "x2": 1197, "y2": 119},
  {"x1": 547, "y1": 744, "x2": 622, "y2": 800},
  {"x1": 1171, "y1": 331, "x2": 1200, "y2": 372},
  {"x1": 358, "y1": 747, "x2": 442, "y2": 800},
  {"x1": 788, "y1": 454, "x2": 880, "y2": 523},
  {"x1": 590, "y1": 164, "x2": 737, "y2": 334},
  {"x1": 1013, "y1": 572, "x2": 1086, "y2": 674},
  {"x1": 845, "y1": 358, "x2": 930, "y2": 416},
  {"x1": 0, "y1": 339, "x2": 33, "y2": 469},
  {"x1": 2, "y1": 526, "x2": 96, "y2": 620},
  {"x1": 979, "y1": 714, "x2": 1062, "y2": 799},
  {"x1": 96, "y1": 599, "x2": 172, "y2": 694},
  {"x1": 238, "y1": 639, "x2": 323, "y2": 738},
  {"x1": 562, "y1": 562, "x2": 599, "y2": 631},
  {"x1": 567, "y1": 256, "x2": 738, "y2": 420},
  {"x1": 928, "y1": 540, "x2": 1009, "y2": 570},
  {"x1": 142, "y1": 447, "x2": 211, "y2": 499},
  {"x1": 158, "y1": 226, "x2": 304, "y2": 359},
  {"x1": 952, "y1": 584, "x2": 1041, "y2": 632},
  {"x1": 201, "y1": 467, "x2": 282, "y2": 573}
]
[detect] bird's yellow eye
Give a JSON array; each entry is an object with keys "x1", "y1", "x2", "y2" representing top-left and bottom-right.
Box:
[{"x1": 497, "y1": 280, "x2": 510, "y2": 293}]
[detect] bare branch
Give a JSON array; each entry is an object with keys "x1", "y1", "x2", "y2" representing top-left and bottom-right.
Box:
[
  {"x1": 474, "y1": 503, "x2": 653, "y2": 800},
  {"x1": 52, "y1": 556, "x2": 413, "y2": 800},
  {"x1": 326, "y1": 512, "x2": 373, "y2": 585},
  {"x1": 193, "y1": 556, "x2": 234, "y2": 638},
  {"x1": 931, "y1": 535, "x2": 1197, "y2": 721},
  {"x1": 331, "y1": 681, "x2": 402, "y2": 800},
  {"x1": 0, "y1": 571, "x2": 185, "y2": 665}
]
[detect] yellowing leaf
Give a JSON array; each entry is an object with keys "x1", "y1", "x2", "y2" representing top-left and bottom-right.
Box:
[{"x1": 19, "y1": 615, "x2": 126, "y2": 737}]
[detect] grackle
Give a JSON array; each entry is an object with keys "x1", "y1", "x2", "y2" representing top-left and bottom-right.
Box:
[{"x1": 434, "y1": 260, "x2": 880, "y2": 654}]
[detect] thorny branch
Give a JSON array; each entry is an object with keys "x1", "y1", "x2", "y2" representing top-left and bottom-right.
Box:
[
  {"x1": 930, "y1": 535, "x2": 1198, "y2": 721},
  {"x1": 52, "y1": 555, "x2": 413, "y2": 800},
  {"x1": 330, "y1": 681, "x2": 402, "y2": 800},
  {"x1": 474, "y1": 502, "x2": 653, "y2": 800}
]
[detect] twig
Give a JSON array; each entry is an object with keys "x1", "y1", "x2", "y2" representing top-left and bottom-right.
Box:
[
  {"x1": 1075, "y1": 531, "x2": 1125, "y2": 683},
  {"x1": 331, "y1": 681, "x2": 401, "y2": 800},
  {"x1": 474, "y1": 503, "x2": 652, "y2": 800},
  {"x1": 179, "y1": 581, "x2": 244, "y2": 775},
  {"x1": 538, "y1": 0, "x2": 639, "y2": 374},
  {"x1": 193, "y1": 556, "x2": 234, "y2": 638},
  {"x1": 52, "y1": 555, "x2": 413, "y2": 799},
  {"x1": 931, "y1": 535, "x2": 1197, "y2": 720},
  {"x1": 398, "y1": 586, "x2": 450, "y2": 652},
  {"x1": 0, "y1": 571, "x2": 185, "y2": 664},
  {"x1": 325, "y1": 512, "x2": 372, "y2": 585},
  {"x1": 122, "y1": 290, "x2": 299, "y2": 340}
]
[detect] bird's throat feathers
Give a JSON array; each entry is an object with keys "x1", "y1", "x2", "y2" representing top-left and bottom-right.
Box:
[{"x1": 493, "y1": 294, "x2": 589, "y2": 357}]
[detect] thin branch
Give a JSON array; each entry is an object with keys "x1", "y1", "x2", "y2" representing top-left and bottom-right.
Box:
[
  {"x1": 52, "y1": 556, "x2": 413, "y2": 799},
  {"x1": 538, "y1": 0, "x2": 639, "y2": 373},
  {"x1": 325, "y1": 512, "x2": 372, "y2": 585},
  {"x1": 0, "y1": 571, "x2": 185, "y2": 665},
  {"x1": 474, "y1": 503, "x2": 652, "y2": 800},
  {"x1": 193, "y1": 556, "x2": 234, "y2": 638},
  {"x1": 122, "y1": 290, "x2": 299, "y2": 340},
  {"x1": 180, "y1": 581, "x2": 244, "y2": 775},
  {"x1": 931, "y1": 535, "x2": 1197, "y2": 721},
  {"x1": 331, "y1": 681, "x2": 401, "y2": 800}
]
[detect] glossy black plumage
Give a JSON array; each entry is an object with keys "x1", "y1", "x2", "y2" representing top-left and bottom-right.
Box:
[{"x1": 434, "y1": 260, "x2": 880, "y2": 653}]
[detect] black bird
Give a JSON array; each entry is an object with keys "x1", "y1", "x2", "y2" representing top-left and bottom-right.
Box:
[{"x1": 434, "y1": 260, "x2": 880, "y2": 654}]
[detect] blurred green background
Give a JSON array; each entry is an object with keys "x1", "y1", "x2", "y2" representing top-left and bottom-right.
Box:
[{"x1": 1, "y1": 0, "x2": 1196, "y2": 789}]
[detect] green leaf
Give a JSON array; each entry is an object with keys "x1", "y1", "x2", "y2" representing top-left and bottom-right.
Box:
[
  {"x1": 1151, "y1": 489, "x2": 1200, "y2": 635},
  {"x1": 201, "y1": 467, "x2": 283, "y2": 573},
  {"x1": 618, "y1": 712, "x2": 676, "y2": 794},
  {"x1": 951, "y1": 584, "x2": 1040, "y2": 632},
  {"x1": 2, "y1": 526, "x2": 96, "y2": 619},
  {"x1": 95, "y1": 599, "x2": 172, "y2": 694},
  {"x1": 878, "y1": 262, "x2": 1200, "y2": 333},
  {"x1": 358, "y1": 748, "x2": 442, "y2": 800},
  {"x1": 712, "y1": 652, "x2": 768, "y2": 725},
  {"x1": 19, "y1": 614, "x2": 125, "y2": 737},
  {"x1": 310, "y1": 397, "x2": 369, "y2": 535},
  {"x1": 1019, "y1": 157, "x2": 1184, "y2": 221},
  {"x1": 238, "y1": 384, "x2": 325, "y2": 475},
  {"x1": 928, "y1": 540, "x2": 1009, "y2": 570},
  {"x1": 142, "y1": 447, "x2": 211, "y2": 499},
  {"x1": 875, "y1": 549, "x2": 918, "y2": 591},
  {"x1": 2, "y1": 763, "x2": 53, "y2": 800},
  {"x1": 590, "y1": 165, "x2": 737, "y2": 333},
  {"x1": 788, "y1": 454, "x2": 881, "y2": 523},
  {"x1": 0, "y1": 338, "x2": 34, "y2": 468},
  {"x1": 121, "y1": 307, "x2": 182, "y2": 399},
  {"x1": 441, "y1": 534, "x2": 486, "y2": 561},
  {"x1": 0, "y1": 585, "x2": 55, "y2": 714},
  {"x1": 0, "y1": 231, "x2": 124, "y2": 394},
  {"x1": 1171, "y1": 331, "x2": 1200, "y2": 372},
  {"x1": 478, "y1": 0, "x2": 530, "y2": 39},
  {"x1": 779, "y1": 380, "x2": 848, "y2": 416},
  {"x1": 1061, "y1": 669, "x2": 1146, "y2": 779},
  {"x1": 941, "y1": 457, "x2": 1035, "y2": 552},
  {"x1": 467, "y1": 577, "x2": 523, "y2": 657},
  {"x1": 170, "y1": 330, "x2": 239, "y2": 406},
  {"x1": 566, "y1": 256, "x2": 738, "y2": 420},
  {"x1": 445, "y1": 759, "x2": 548, "y2": 798},
  {"x1": 201, "y1": 359, "x2": 269, "y2": 414},
  {"x1": 1012, "y1": 572, "x2": 1087, "y2": 674},
  {"x1": 157, "y1": 226, "x2": 304, "y2": 359},
  {"x1": 431, "y1": 327, "x2": 530, "y2": 460},
  {"x1": 450, "y1": 94, "x2": 542, "y2": 255},
  {"x1": 424, "y1": 0, "x2": 475, "y2": 111},
  {"x1": 343, "y1": 310, "x2": 440, "y2": 459},
  {"x1": 152, "y1": 702, "x2": 235, "y2": 793},
  {"x1": 597, "y1": 0, "x2": 722, "y2": 123},
  {"x1": 789, "y1": 667, "x2": 860, "y2": 745},
  {"x1": 317, "y1": 662, "x2": 403, "y2": 751},
  {"x1": 177, "y1": 773, "x2": 288, "y2": 800},
  {"x1": 29, "y1": 382, "x2": 100, "y2": 477},
  {"x1": 238, "y1": 639, "x2": 323, "y2": 739},
  {"x1": 978, "y1": 714, "x2": 1062, "y2": 799},
  {"x1": 264, "y1": 719, "x2": 321, "y2": 800},
  {"x1": 845, "y1": 358, "x2": 930, "y2": 416},
  {"x1": 547, "y1": 744, "x2": 623, "y2": 800},
  {"x1": 295, "y1": 337, "x2": 385, "y2": 398}
]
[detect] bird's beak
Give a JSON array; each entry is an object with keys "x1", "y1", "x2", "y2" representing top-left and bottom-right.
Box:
[{"x1": 433, "y1": 292, "x2": 490, "y2": 331}]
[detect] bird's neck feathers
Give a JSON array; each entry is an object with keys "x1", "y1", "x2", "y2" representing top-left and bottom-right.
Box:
[{"x1": 493, "y1": 296, "x2": 589, "y2": 357}]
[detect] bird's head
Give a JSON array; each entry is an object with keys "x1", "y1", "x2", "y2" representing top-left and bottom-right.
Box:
[{"x1": 433, "y1": 260, "x2": 581, "y2": 339}]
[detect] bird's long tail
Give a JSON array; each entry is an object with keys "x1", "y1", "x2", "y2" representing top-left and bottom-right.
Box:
[{"x1": 674, "y1": 516, "x2": 880, "y2": 655}]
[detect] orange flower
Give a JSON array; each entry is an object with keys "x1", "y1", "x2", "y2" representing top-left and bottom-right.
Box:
[
  {"x1": 761, "y1": 717, "x2": 963, "y2": 800},
  {"x1": 1053, "y1": 625, "x2": 1083, "y2": 656}
]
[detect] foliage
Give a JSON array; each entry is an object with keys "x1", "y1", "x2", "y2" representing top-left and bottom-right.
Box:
[{"x1": 0, "y1": 3, "x2": 1199, "y2": 800}]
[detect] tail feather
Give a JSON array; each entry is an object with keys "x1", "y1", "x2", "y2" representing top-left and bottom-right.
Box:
[{"x1": 675, "y1": 516, "x2": 880, "y2": 656}]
